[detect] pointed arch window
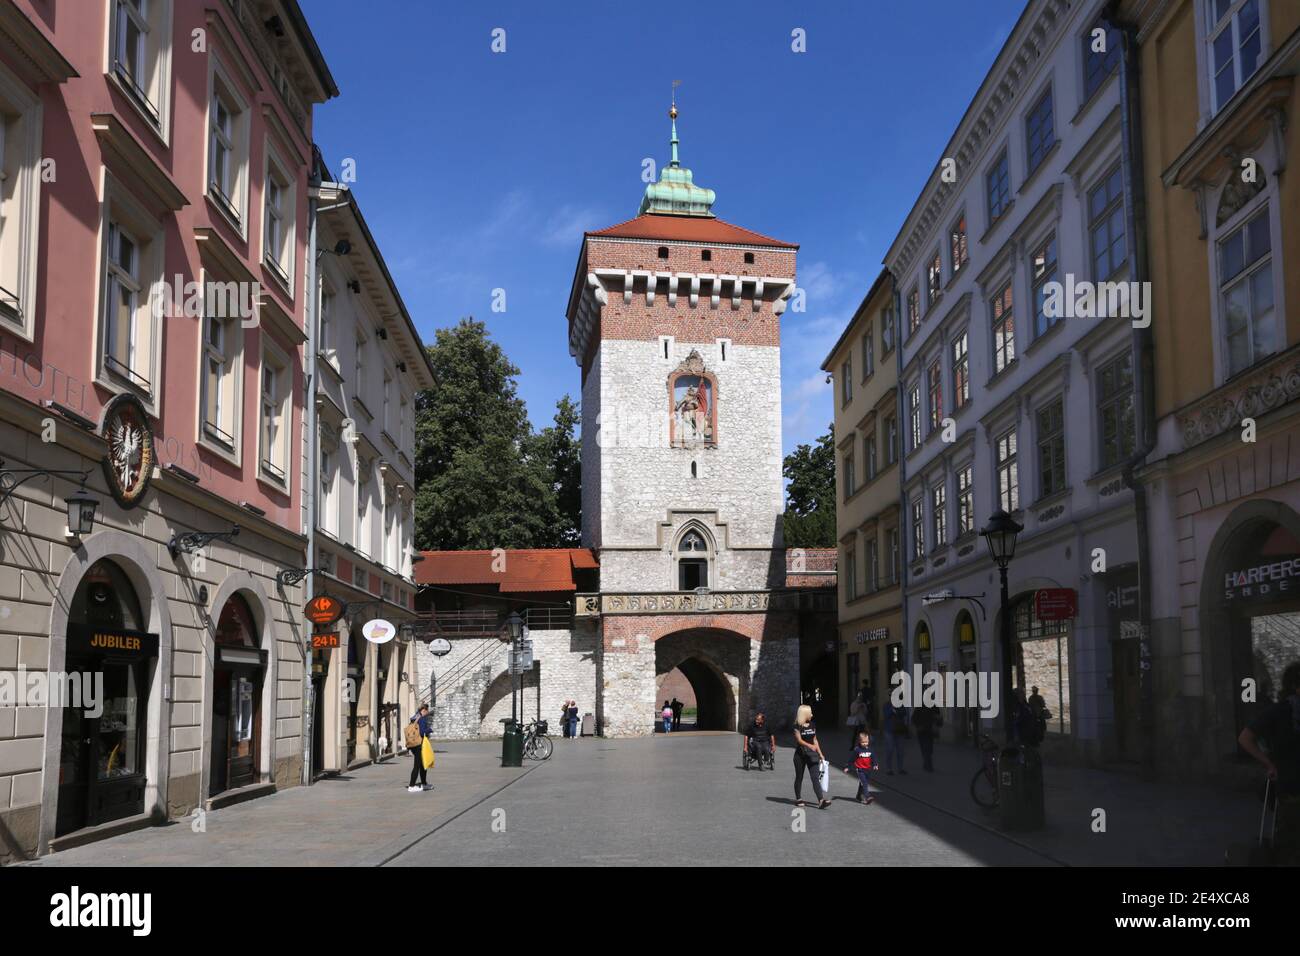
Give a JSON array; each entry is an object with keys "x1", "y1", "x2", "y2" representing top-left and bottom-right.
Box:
[{"x1": 676, "y1": 529, "x2": 710, "y2": 590}]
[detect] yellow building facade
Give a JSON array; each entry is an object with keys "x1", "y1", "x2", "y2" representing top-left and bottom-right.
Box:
[
  {"x1": 1118, "y1": 0, "x2": 1300, "y2": 775},
  {"x1": 822, "y1": 270, "x2": 903, "y2": 729}
]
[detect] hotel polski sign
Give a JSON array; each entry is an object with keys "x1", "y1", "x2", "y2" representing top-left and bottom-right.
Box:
[{"x1": 1224, "y1": 556, "x2": 1300, "y2": 603}]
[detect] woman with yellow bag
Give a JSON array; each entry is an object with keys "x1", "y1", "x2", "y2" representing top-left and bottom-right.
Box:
[{"x1": 406, "y1": 704, "x2": 434, "y2": 792}]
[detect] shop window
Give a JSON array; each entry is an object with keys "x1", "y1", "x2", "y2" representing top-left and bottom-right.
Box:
[
  {"x1": 1012, "y1": 596, "x2": 1071, "y2": 735},
  {"x1": 59, "y1": 559, "x2": 153, "y2": 836}
]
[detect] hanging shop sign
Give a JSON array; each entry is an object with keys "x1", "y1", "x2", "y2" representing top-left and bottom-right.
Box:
[
  {"x1": 1224, "y1": 556, "x2": 1300, "y2": 603},
  {"x1": 427, "y1": 638, "x2": 452, "y2": 657},
  {"x1": 304, "y1": 594, "x2": 346, "y2": 629},
  {"x1": 311, "y1": 633, "x2": 341, "y2": 649},
  {"x1": 1034, "y1": 588, "x2": 1078, "y2": 622},
  {"x1": 100, "y1": 393, "x2": 156, "y2": 509},
  {"x1": 362, "y1": 618, "x2": 396, "y2": 644}
]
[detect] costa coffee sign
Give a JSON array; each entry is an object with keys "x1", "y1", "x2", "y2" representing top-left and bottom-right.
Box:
[
  {"x1": 855, "y1": 627, "x2": 890, "y2": 644},
  {"x1": 1224, "y1": 556, "x2": 1300, "y2": 603}
]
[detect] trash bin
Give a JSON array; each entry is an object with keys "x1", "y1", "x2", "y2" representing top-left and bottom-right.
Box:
[
  {"x1": 581, "y1": 713, "x2": 595, "y2": 737},
  {"x1": 501, "y1": 719, "x2": 524, "y2": 767},
  {"x1": 997, "y1": 744, "x2": 1045, "y2": 830}
]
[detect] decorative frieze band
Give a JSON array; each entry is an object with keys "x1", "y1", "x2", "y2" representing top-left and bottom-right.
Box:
[
  {"x1": 1177, "y1": 350, "x2": 1300, "y2": 448},
  {"x1": 575, "y1": 589, "x2": 831, "y2": 617}
]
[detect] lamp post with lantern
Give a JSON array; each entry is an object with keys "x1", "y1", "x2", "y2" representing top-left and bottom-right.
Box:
[{"x1": 980, "y1": 508, "x2": 1023, "y2": 742}]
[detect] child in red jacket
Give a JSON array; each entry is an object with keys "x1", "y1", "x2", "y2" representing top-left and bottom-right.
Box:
[{"x1": 843, "y1": 731, "x2": 875, "y2": 805}]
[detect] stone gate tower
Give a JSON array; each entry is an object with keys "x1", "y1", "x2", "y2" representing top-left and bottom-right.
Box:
[{"x1": 565, "y1": 104, "x2": 811, "y2": 736}]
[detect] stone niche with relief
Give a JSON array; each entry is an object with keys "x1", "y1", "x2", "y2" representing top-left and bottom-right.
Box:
[{"x1": 668, "y1": 349, "x2": 718, "y2": 448}]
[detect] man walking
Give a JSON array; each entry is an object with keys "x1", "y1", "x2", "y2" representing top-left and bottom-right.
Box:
[
  {"x1": 913, "y1": 702, "x2": 939, "y2": 772},
  {"x1": 1238, "y1": 661, "x2": 1300, "y2": 865}
]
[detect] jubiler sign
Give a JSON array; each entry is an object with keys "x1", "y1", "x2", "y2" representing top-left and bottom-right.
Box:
[
  {"x1": 1224, "y1": 556, "x2": 1300, "y2": 603},
  {"x1": 67, "y1": 626, "x2": 159, "y2": 658}
]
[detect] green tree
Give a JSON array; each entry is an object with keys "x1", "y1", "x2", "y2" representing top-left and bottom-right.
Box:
[
  {"x1": 782, "y1": 425, "x2": 836, "y2": 548},
  {"x1": 414, "y1": 319, "x2": 560, "y2": 550},
  {"x1": 530, "y1": 394, "x2": 582, "y2": 546}
]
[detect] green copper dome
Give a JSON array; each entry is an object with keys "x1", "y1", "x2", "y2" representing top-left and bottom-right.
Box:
[{"x1": 639, "y1": 104, "x2": 716, "y2": 217}]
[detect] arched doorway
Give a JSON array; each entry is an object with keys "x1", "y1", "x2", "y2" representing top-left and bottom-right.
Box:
[
  {"x1": 209, "y1": 593, "x2": 265, "y2": 797},
  {"x1": 57, "y1": 558, "x2": 158, "y2": 836},
  {"x1": 654, "y1": 629, "x2": 748, "y2": 732},
  {"x1": 1202, "y1": 508, "x2": 1300, "y2": 751},
  {"x1": 1010, "y1": 593, "x2": 1071, "y2": 737}
]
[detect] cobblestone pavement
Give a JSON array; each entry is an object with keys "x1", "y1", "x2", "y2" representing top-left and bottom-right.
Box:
[{"x1": 22, "y1": 732, "x2": 1258, "y2": 867}]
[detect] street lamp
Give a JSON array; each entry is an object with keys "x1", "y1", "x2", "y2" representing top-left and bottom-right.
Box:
[
  {"x1": 980, "y1": 508, "x2": 1022, "y2": 742},
  {"x1": 506, "y1": 611, "x2": 523, "y2": 725},
  {"x1": 65, "y1": 485, "x2": 100, "y2": 539}
]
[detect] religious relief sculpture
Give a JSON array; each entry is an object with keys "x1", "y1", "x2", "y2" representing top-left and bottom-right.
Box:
[{"x1": 669, "y1": 350, "x2": 717, "y2": 447}]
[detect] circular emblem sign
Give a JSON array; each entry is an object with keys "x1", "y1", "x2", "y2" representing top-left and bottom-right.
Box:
[
  {"x1": 100, "y1": 393, "x2": 155, "y2": 509},
  {"x1": 362, "y1": 618, "x2": 396, "y2": 644},
  {"x1": 304, "y1": 594, "x2": 346, "y2": 628},
  {"x1": 428, "y1": 637, "x2": 452, "y2": 657}
]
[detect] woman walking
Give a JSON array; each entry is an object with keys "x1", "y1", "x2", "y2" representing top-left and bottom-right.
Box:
[
  {"x1": 792, "y1": 704, "x2": 830, "y2": 809},
  {"x1": 406, "y1": 704, "x2": 433, "y2": 792}
]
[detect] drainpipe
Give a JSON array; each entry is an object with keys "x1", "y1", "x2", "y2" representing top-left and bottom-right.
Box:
[
  {"x1": 1106, "y1": 2, "x2": 1159, "y2": 777},
  {"x1": 893, "y1": 277, "x2": 910, "y2": 715},
  {"x1": 302, "y1": 149, "x2": 322, "y2": 787}
]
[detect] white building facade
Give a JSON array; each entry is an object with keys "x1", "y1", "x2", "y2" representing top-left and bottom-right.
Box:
[
  {"x1": 887, "y1": 0, "x2": 1145, "y2": 763},
  {"x1": 305, "y1": 171, "x2": 431, "y2": 775}
]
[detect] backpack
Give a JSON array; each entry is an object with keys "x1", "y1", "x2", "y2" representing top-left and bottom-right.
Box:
[{"x1": 404, "y1": 720, "x2": 423, "y2": 749}]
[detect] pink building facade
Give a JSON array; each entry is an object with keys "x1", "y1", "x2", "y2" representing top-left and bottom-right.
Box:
[{"x1": 0, "y1": 0, "x2": 336, "y2": 861}]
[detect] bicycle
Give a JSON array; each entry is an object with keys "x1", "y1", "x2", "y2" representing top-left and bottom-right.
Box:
[
  {"x1": 969, "y1": 733, "x2": 1000, "y2": 809},
  {"x1": 522, "y1": 718, "x2": 553, "y2": 761}
]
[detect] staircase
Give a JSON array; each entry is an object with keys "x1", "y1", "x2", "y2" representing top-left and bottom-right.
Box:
[{"x1": 418, "y1": 635, "x2": 508, "y2": 738}]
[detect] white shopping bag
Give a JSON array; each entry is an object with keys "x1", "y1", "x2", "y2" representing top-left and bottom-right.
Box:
[{"x1": 819, "y1": 759, "x2": 831, "y2": 795}]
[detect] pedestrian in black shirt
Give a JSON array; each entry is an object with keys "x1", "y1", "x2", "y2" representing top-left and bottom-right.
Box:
[{"x1": 792, "y1": 704, "x2": 829, "y2": 808}]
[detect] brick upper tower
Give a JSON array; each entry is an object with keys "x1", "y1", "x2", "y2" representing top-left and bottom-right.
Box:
[{"x1": 565, "y1": 104, "x2": 799, "y2": 593}]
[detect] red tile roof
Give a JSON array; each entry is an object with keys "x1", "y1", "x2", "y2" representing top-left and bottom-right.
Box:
[
  {"x1": 415, "y1": 549, "x2": 597, "y2": 593},
  {"x1": 587, "y1": 214, "x2": 797, "y2": 249}
]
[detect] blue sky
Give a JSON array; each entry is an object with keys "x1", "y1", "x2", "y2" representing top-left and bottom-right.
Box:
[{"x1": 306, "y1": 0, "x2": 1025, "y2": 463}]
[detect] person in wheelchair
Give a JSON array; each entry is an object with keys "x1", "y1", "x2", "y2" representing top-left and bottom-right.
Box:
[{"x1": 743, "y1": 712, "x2": 776, "y2": 769}]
